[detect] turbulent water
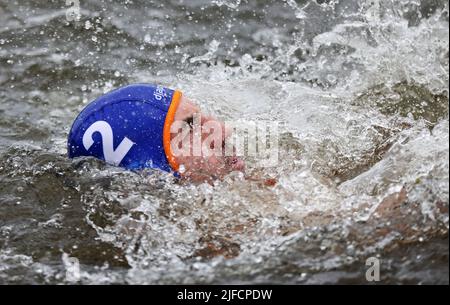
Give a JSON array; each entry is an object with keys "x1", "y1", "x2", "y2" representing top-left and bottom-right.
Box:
[{"x1": 0, "y1": 0, "x2": 448, "y2": 284}]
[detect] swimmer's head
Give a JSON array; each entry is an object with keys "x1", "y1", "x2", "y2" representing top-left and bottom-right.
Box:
[{"x1": 67, "y1": 84, "x2": 244, "y2": 182}]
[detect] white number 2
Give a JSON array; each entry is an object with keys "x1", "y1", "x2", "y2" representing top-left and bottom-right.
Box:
[{"x1": 82, "y1": 121, "x2": 135, "y2": 166}]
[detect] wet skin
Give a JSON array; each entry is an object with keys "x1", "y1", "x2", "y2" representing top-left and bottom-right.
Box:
[{"x1": 171, "y1": 96, "x2": 246, "y2": 183}]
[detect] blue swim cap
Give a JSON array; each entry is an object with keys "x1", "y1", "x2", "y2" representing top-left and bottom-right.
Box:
[{"x1": 67, "y1": 84, "x2": 182, "y2": 173}]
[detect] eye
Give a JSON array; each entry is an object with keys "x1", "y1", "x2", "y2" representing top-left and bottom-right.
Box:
[{"x1": 184, "y1": 115, "x2": 194, "y2": 129}]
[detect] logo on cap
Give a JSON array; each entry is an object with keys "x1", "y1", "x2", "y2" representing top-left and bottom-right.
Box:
[{"x1": 153, "y1": 86, "x2": 165, "y2": 101}]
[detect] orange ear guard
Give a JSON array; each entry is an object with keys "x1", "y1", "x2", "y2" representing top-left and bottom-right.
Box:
[{"x1": 163, "y1": 90, "x2": 182, "y2": 172}]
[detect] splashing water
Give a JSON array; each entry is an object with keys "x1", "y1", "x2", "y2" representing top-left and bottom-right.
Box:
[
  {"x1": 212, "y1": 0, "x2": 242, "y2": 10},
  {"x1": 0, "y1": 0, "x2": 448, "y2": 284}
]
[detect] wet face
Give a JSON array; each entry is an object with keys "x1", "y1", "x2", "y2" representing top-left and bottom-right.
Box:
[{"x1": 170, "y1": 96, "x2": 245, "y2": 182}]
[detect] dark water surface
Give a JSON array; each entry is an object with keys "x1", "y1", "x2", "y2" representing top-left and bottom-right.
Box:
[{"x1": 0, "y1": 0, "x2": 448, "y2": 284}]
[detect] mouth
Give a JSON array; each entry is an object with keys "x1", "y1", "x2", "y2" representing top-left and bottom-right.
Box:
[{"x1": 226, "y1": 156, "x2": 245, "y2": 172}]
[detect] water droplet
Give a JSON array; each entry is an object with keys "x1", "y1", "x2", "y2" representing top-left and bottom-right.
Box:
[
  {"x1": 327, "y1": 74, "x2": 337, "y2": 84},
  {"x1": 85, "y1": 21, "x2": 92, "y2": 30}
]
